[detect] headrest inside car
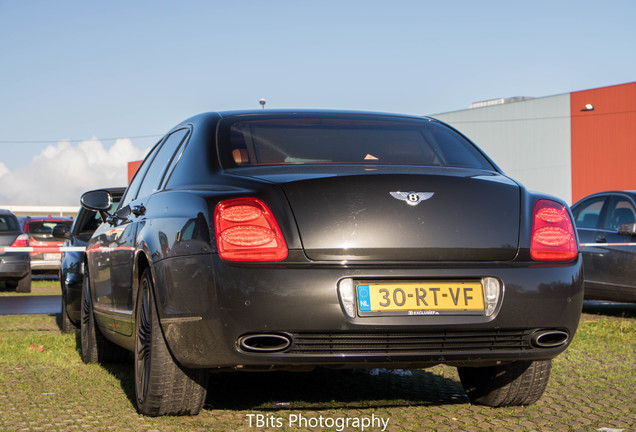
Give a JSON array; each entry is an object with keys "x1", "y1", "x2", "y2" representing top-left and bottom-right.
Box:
[{"x1": 232, "y1": 148, "x2": 249, "y2": 165}]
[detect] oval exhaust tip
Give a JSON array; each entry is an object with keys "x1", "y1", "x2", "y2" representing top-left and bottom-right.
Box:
[
  {"x1": 532, "y1": 330, "x2": 569, "y2": 348},
  {"x1": 239, "y1": 334, "x2": 291, "y2": 353}
]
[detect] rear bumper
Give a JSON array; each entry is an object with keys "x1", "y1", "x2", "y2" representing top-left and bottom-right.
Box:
[
  {"x1": 30, "y1": 259, "x2": 61, "y2": 271},
  {"x1": 0, "y1": 254, "x2": 30, "y2": 279},
  {"x1": 153, "y1": 254, "x2": 584, "y2": 370}
]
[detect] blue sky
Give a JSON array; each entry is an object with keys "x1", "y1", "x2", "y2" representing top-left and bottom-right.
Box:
[{"x1": 0, "y1": 0, "x2": 635, "y2": 204}]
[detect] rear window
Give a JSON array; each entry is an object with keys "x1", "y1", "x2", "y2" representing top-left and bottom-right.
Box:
[
  {"x1": 218, "y1": 115, "x2": 495, "y2": 171},
  {"x1": 0, "y1": 214, "x2": 19, "y2": 232},
  {"x1": 26, "y1": 220, "x2": 72, "y2": 236}
]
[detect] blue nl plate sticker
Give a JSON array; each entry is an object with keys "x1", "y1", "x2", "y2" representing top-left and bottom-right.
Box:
[{"x1": 357, "y1": 285, "x2": 371, "y2": 311}]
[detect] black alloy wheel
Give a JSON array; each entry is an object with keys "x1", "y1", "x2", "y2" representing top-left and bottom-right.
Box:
[
  {"x1": 60, "y1": 289, "x2": 76, "y2": 333},
  {"x1": 80, "y1": 270, "x2": 99, "y2": 363},
  {"x1": 458, "y1": 360, "x2": 552, "y2": 406},
  {"x1": 80, "y1": 266, "x2": 128, "y2": 364},
  {"x1": 134, "y1": 267, "x2": 208, "y2": 416}
]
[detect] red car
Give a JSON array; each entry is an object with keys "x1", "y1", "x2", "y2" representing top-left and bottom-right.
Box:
[{"x1": 19, "y1": 216, "x2": 73, "y2": 274}]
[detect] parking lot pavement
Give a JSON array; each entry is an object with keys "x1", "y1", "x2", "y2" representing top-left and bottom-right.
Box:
[{"x1": 0, "y1": 295, "x2": 60, "y2": 314}]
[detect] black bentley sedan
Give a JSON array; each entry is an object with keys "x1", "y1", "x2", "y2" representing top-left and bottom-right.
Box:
[
  {"x1": 571, "y1": 191, "x2": 636, "y2": 303},
  {"x1": 80, "y1": 110, "x2": 583, "y2": 416}
]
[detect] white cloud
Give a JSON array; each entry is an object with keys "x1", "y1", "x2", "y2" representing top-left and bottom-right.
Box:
[
  {"x1": 0, "y1": 161, "x2": 9, "y2": 178},
  {"x1": 0, "y1": 139, "x2": 148, "y2": 206}
]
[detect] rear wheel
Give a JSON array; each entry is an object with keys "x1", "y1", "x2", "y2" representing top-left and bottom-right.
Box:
[
  {"x1": 16, "y1": 271, "x2": 31, "y2": 293},
  {"x1": 7, "y1": 271, "x2": 31, "y2": 293},
  {"x1": 135, "y1": 267, "x2": 208, "y2": 416},
  {"x1": 80, "y1": 269, "x2": 128, "y2": 363},
  {"x1": 458, "y1": 360, "x2": 552, "y2": 407},
  {"x1": 60, "y1": 290, "x2": 77, "y2": 333}
]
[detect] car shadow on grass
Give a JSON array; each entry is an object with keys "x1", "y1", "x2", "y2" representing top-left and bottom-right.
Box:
[
  {"x1": 0, "y1": 282, "x2": 16, "y2": 293},
  {"x1": 72, "y1": 332, "x2": 468, "y2": 412},
  {"x1": 582, "y1": 300, "x2": 636, "y2": 319},
  {"x1": 71, "y1": 332, "x2": 137, "y2": 402},
  {"x1": 204, "y1": 368, "x2": 467, "y2": 410}
]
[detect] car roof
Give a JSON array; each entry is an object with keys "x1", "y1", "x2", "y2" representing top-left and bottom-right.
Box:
[
  {"x1": 216, "y1": 109, "x2": 432, "y2": 119},
  {"x1": 20, "y1": 216, "x2": 74, "y2": 222},
  {"x1": 572, "y1": 191, "x2": 636, "y2": 207},
  {"x1": 178, "y1": 110, "x2": 436, "y2": 128},
  {"x1": 104, "y1": 187, "x2": 126, "y2": 195}
]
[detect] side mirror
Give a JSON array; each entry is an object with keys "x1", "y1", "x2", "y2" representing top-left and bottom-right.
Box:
[
  {"x1": 81, "y1": 190, "x2": 114, "y2": 222},
  {"x1": 52, "y1": 224, "x2": 71, "y2": 239},
  {"x1": 617, "y1": 222, "x2": 636, "y2": 236},
  {"x1": 81, "y1": 190, "x2": 112, "y2": 211}
]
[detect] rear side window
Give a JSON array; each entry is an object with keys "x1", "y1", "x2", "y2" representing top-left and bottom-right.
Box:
[
  {"x1": 0, "y1": 214, "x2": 19, "y2": 232},
  {"x1": 121, "y1": 140, "x2": 162, "y2": 208},
  {"x1": 603, "y1": 198, "x2": 636, "y2": 231},
  {"x1": 136, "y1": 129, "x2": 189, "y2": 199},
  {"x1": 574, "y1": 197, "x2": 606, "y2": 228},
  {"x1": 218, "y1": 115, "x2": 495, "y2": 171}
]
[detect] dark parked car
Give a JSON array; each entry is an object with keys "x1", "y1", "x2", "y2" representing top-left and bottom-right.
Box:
[
  {"x1": 0, "y1": 209, "x2": 31, "y2": 292},
  {"x1": 80, "y1": 110, "x2": 583, "y2": 416},
  {"x1": 571, "y1": 191, "x2": 636, "y2": 303},
  {"x1": 19, "y1": 216, "x2": 73, "y2": 274},
  {"x1": 55, "y1": 188, "x2": 125, "y2": 333}
]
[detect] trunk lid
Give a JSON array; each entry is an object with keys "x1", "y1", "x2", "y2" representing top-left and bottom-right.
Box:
[
  {"x1": 0, "y1": 232, "x2": 20, "y2": 247},
  {"x1": 232, "y1": 166, "x2": 521, "y2": 261}
]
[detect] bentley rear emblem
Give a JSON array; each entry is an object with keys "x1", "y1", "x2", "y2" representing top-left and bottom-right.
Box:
[{"x1": 390, "y1": 191, "x2": 434, "y2": 206}]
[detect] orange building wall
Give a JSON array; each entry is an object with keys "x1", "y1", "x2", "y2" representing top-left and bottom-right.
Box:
[
  {"x1": 570, "y1": 82, "x2": 636, "y2": 203},
  {"x1": 127, "y1": 160, "x2": 142, "y2": 183}
]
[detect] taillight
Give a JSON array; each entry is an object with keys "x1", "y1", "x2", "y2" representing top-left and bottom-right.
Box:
[
  {"x1": 11, "y1": 234, "x2": 29, "y2": 248},
  {"x1": 531, "y1": 199, "x2": 578, "y2": 261},
  {"x1": 214, "y1": 198, "x2": 288, "y2": 262}
]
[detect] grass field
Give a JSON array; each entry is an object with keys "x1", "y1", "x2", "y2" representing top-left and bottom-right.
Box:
[
  {"x1": 0, "y1": 279, "x2": 62, "y2": 296},
  {"x1": 0, "y1": 300, "x2": 633, "y2": 431}
]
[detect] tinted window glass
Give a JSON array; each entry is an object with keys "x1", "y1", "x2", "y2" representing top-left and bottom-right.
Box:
[
  {"x1": 574, "y1": 198, "x2": 605, "y2": 228},
  {"x1": 121, "y1": 141, "x2": 162, "y2": 208},
  {"x1": 218, "y1": 115, "x2": 494, "y2": 171},
  {"x1": 604, "y1": 198, "x2": 636, "y2": 231},
  {"x1": 0, "y1": 214, "x2": 19, "y2": 232},
  {"x1": 136, "y1": 129, "x2": 189, "y2": 199},
  {"x1": 160, "y1": 135, "x2": 190, "y2": 190},
  {"x1": 27, "y1": 220, "x2": 73, "y2": 240}
]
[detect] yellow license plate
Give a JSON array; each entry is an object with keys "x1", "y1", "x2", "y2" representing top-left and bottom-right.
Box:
[{"x1": 356, "y1": 281, "x2": 484, "y2": 315}]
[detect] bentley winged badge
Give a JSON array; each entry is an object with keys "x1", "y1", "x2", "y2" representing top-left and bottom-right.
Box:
[{"x1": 390, "y1": 191, "x2": 435, "y2": 206}]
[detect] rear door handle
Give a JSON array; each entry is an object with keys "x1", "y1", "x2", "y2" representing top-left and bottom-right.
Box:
[{"x1": 595, "y1": 235, "x2": 607, "y2": 243}]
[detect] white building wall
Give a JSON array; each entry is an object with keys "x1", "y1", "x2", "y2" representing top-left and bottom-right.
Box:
[
  {"x1": 1, "y1": 205, "x2": 80, "y2": 218},
  {"x1": 432, "y1": 94, "x2": 572, "y2": 204}
]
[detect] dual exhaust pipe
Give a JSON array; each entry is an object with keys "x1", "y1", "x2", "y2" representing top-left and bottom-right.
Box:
[
  {"x1": 531, "y1": 330, "x2": 569, "y2": 348},
  {"x1": 239, "y1": 334, "x2": 291, "y2": 353},
  {"x1": 238, "y1": 329, "x2": 569, "y2": 353}
]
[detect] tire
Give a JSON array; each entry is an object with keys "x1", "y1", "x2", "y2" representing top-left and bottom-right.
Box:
[
  {"x1": 135, "y1": 267, "x2": 208, "y2": 416},
  {"x1": 16, "y1": 271, "x2": 31, "y2": 293},
  {"x1": 7, "y1": 271, "x2": 31, "y2": 293},
  {"x1": 458, "y1": 360, "x2": 552, "y2": 407},
  {"x1": 60, "y1": 290, "x2": 78, "y2": 333},
  {"x1": 80, "y1": 268, "x2": 128, "y2": 364}
]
